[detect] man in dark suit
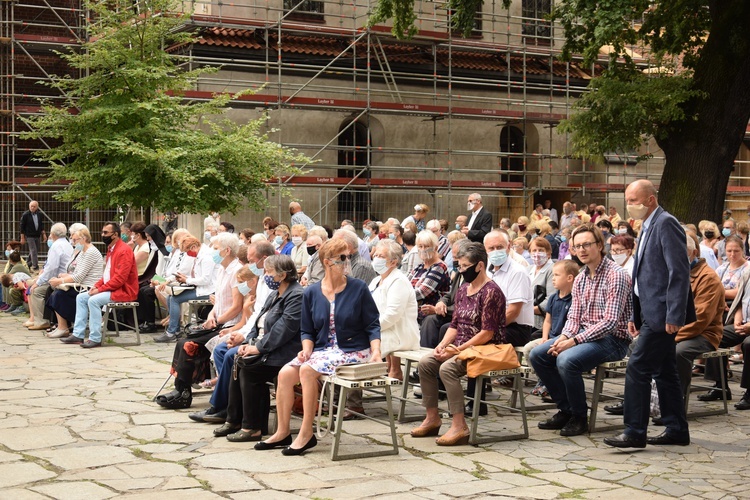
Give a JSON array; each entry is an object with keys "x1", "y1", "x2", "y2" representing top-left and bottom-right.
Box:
[
  {"x1": 604, "y1": 180, "x2": 694, "y2": 448},
  {"x1": 461, "y1": 193, "x2": 492, "y2": 243},
  {"x1": 19, "y1": 200, "x2": 46, "y2": 272}
]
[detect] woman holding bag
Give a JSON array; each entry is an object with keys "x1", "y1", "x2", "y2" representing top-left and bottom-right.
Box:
[{"x1": 412, "y1": 242, "x2": 506, "y2": 446}]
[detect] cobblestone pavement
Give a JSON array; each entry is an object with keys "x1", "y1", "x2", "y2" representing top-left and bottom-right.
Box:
[{"x1": 1, "y1": 311, "x2": 749, "y2": 499}]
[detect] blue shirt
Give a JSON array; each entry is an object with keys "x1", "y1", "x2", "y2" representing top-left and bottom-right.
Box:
[{"x1": 546, "y1": 291, "x2": 572, "y2": 339}]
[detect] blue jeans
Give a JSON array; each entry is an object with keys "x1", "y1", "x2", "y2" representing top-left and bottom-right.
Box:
[
  {"x1": 210, "y1": 342, "x2": 239, "y2": 411},
  {"x1": 166, "y1": 289, "x2": 209, "y2": 336},
  {"x1": 624, "y1": 319, "x2": 689, "y2": 439},
  {"x1": 72, "y1": 291, "x2": 112, "y2": 343},
  {"x1": 530, "y1": 335, "x2": 630, "y2": 417}
]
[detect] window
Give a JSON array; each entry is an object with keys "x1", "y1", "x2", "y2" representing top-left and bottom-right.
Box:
[
  {"x1": 522, "y1": 0, "x2": 552, "y2": 45},
  {"x1": 448, "y1": 3, "x2": 483, "y2": 38},
  {"x1": 283, "y1": 0, "x2": 324, "y2": 22}
]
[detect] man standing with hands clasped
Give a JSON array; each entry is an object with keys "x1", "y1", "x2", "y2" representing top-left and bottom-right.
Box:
[{"x1": 604, "y1": 180, "x2": 695, "y2": 448}]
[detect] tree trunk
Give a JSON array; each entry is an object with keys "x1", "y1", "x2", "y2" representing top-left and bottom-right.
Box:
[{"x1": 657, "y1": 1, "x2": 750, "y2": 223}]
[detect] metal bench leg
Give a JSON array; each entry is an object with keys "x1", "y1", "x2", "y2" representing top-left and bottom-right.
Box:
[
  {"x1": 588, "y1": 367, "x2": 606, "y2": 434},
  {"x1": 331, "y1": 385, "x2": 348, "y2": 461},
  {"x1": 398, "y1": 359, "x2": 413, "y2": 423}
]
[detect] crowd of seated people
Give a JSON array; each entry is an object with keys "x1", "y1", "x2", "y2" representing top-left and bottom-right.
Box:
[{"x1": 5, "y1": 192, "x2": 750, "y2": 455}]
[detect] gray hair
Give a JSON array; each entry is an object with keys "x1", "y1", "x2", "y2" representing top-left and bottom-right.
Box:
[
  {"x1": 309, "y1": 225, "x2": 328, "y2": 242},
  {"x1": 264, "y1": 254, "x2": 298, "y2": 283},
  {"x1": 471, "y1": 193, "x2": 483, "y2": 203},
  {"x1": 252, "y1": 240, "x2": 276, "y2": 258},
  {"x1": 484, "y1": 229, "x2": 509, "y2": 246},
  {"x1": 69, "y1": 223, "x2": 87, "y2": 235},
  {"x1": 211, "y1": 232, "x2": 240, "y2": 257},
  {"x1": 451, "y1": 238, "x2": 473, "y2": 261},
  {"x1": 50, "y1": 223, "x2": 67, "y2": 238},
  {"x1": 460, "y1": 242, "x2": 488, "y2": 268},
  {"x1": 334, "y1": 228, "x2": 358, "y2": 251},
  {"x1": 375, "y1": 239, "x2": 404, "y2": 264},
  {"x1": 425, "y1": 219, "x2": 441, "y2": 232},
  {"x1": 415, "y1": 229, "x2": 438, "y2": 249}
]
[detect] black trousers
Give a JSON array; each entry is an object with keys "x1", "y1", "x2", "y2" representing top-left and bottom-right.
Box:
[
  {"x1": 226, "y1": 363, "x2": 282, "y2": 434},
  {"x1": 137, "y1": 285, "x2": 157, "y2": 324},
  {"x1": 705, "y1": 324, "x2": 750, "y2": 389},
  {"x1": 420, "y1": 313, "x2": 452, "y2": 348}
]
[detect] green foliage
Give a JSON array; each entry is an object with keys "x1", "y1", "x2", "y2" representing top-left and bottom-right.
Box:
[
  {"x1": 560, "y1": 70, "x2": 704, "y2": 161},
  {"x1": 22, "y1": 0, "x2": 307, "y2": 214}
]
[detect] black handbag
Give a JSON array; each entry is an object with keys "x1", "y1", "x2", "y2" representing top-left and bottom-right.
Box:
[
  {"x1": 184, "y1": 323, "x2": 223, "y2": 339},
  {"x1": 533, "y1": 284, "x2": 547, "y2": 307}
]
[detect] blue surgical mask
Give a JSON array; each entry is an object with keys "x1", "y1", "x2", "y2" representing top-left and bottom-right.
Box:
[
  {"x1": 488, "y1": 249, "x2": 508, "y2": 267},
  {"x1": 4, "y1": 250, "x2": 10, "y2": 258},
  {"x1": 455, "y1": 224, "x2": 461, "y2": 230},
  {"x1": 372, "y1": 257, "x2": 388, "y2": 275},
  {"x1": 274, "y1": 236, "x2": 283, "y2": 245},
  {"x1": 75, "y1": 243, "x2": 84, "y2": 252},
  {"x1": 165, "y1": 245, "x2": 173, "y2": 253},
  {"x1": 211, "y1": 249, "x2": 223, "y2": 264},
  {"x1": 264, "y1": 274, "x2": 281, "y2": 291},
  {"x1": 388, "y1": 233, "x2": 396, "y2": 240},
  {"x1": 248, "y1": 262, "x2": 264, "y2": 277},
  {"x1": 560, "y1": 235, "x2": 567, "y2": 242},
  {"x1": 722, "y1": 228, "x2": 732, "y2": 238},
  {"x1": 204, "y1": 231, "x2": 211, "y2": 242},
  {"x1": 237, "y1": 281, "x2": 252, "y2": 296},
  {"x1": 363, "y1": 229, "x2": 371, "y2": 237},
  {"x1": 47, "y1": 239, "x2": 53, "y2": 248}
]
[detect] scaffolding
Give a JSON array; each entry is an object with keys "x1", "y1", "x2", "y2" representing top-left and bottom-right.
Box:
[{"x1": 3, "y1": 0, "x2": 750, "y2": 235}]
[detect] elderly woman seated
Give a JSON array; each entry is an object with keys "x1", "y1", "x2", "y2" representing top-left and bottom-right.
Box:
[
  {"x1": 256, "y1": 239, "x2": 381, "y2": 455},
  {"x1": 156, "y1": 233, "x2": 244, "y2": 409},
  {"x1": 46, "y1": 227, "x2": 104, "y2": 338},
  {"x1": 289, "y1": 224, "x2": 309, "y2": 276},
  {"x1": 411, "y1": 242, "x2": 506, "y2": 446},
  {"x1": 408, "y1": 230, "x2": 451, "y2": 323}
]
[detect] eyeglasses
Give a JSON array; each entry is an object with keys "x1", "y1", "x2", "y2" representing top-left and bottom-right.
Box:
[
  {"x1": 610, "y1": 248, "x2": 629, "y2": 255},
  {"x1": 572, "y1": 242, "x2": 597, "y2": 251},
  {"x1": 101, "y1": 231, "x2": 113, "y2": 236}
]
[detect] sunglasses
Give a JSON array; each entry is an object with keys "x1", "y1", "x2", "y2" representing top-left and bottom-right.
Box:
[{"x1": 330, "y1": 254, "x2": 351, "y2": 263}]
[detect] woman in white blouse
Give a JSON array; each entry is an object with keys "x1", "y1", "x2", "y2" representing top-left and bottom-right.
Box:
[
  {"x1": 289, "y1": 224, "x2": 309, "y2": 277},
  {"x1": 369, "y1": 239, "x2": 420, "y2": 380}
]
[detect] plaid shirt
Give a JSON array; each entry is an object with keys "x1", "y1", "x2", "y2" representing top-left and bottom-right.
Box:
[{"x1": 562, "y1": 257, "x2": 633, "y2": 344}]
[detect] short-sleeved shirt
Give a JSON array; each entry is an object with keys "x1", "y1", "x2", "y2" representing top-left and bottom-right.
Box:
[
  {"x1": 546, "y1": 291, "x2": 572, "y2": 339},
  {"x1": 450, "y1": 280, "x2": 506, "y2": 346},
  {"x1": 489, "y1": 258, "x2": 534, "y2": 327},
  {"x1": 716, "y1": 261, "x2": 749, "y2": 290}
]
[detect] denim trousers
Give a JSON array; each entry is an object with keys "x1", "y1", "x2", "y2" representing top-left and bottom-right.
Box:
[
  {"x1": 210, "y1": 342, "x2": 239, "y2": 411},
  {"x1": 166, "y1": 289, "x2": 208, "y2": 336},
  {"x1": 72, "y1": 291, "x2": 112, "y2": 343},
  {"x1": 530, "y1": 335, "x2": 629, "y2": 417}
]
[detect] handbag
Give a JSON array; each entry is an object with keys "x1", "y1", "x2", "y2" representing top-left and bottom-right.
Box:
[
  {"x1": 457, "y1": 344, "x2": 520, "y2": 378},
  {"x1": 184, "y1": 323, "x2": 223, "y2": 339},
  {"x1": 166, "y1": 284, "x2": 196, "y2": 296},
  {"x1": 56, "y1": 282, "x2": 89, "y2": 292}
]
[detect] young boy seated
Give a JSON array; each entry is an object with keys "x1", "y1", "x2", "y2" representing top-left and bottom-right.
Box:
[
  {"x1": 0, "y1": 271, "x2": 32, "y2": 316},
  {"x1": 522, "y1": 260, "x2": 578, "y2": 396}
]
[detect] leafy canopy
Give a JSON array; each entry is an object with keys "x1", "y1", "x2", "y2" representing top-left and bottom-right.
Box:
[{"x1": 22, "y1": 0, "x2": 308, "y2": 214}]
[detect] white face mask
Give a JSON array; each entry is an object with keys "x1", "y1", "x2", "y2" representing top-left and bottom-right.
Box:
[
  {"x1": 372, "y1": 257, "x2": 388, "y2": 275},
  {"x1": 612, "y1": 253, "x2": 629, "y2": 266},
  {"x1": 291, "y1": 236, "x2": 303, "y2": 246},
  {"x1": 531, "y1": 252, "x2": 548, "y2": 267},
  {"x1": 467, "y1": 202, "x2": 474, "y2": 211},
  {"x1": 418, "y1": 248, "x2": 434, "y2": 260}
]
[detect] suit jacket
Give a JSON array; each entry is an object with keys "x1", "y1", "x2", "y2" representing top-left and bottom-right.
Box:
[
  {"x1": 19, "y1": 210, "x2": 44, "y2": 238},
  {"x1": 467, "y1": 207, "x2": 493, "y2": 243},
  {"x1": 631, "y1": 206, "x2": 695, "y2": 330}
]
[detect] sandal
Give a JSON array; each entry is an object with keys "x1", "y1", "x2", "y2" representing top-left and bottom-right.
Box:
[
  {"x1": 491, "y1": 376, "x2": 513, "y2": 387},
  {"x1": 199, "y1": 378, "x2": 217, "y2": 390}
]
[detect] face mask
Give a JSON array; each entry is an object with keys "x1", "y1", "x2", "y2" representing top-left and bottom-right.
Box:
[
  {"x1": 531, "y1": 252, "x2": 548, "y2": 267},
  {"x1": 103, "y1": 235, "x2": 113, "y2": 246},
  {"x1": 560, "y1": 235, "x2": 567, "y2": 242},
  {"x1": 248, "y1": 261, "x2": 264, "y2": 277},
  {"x1": 601, "y1": 230, "x2": 609, "y2": 237},
  {"x1": 627, "y1": 204, "x2": 649, "y2": 220},
  {"x1": 722, "y1": 228, "x2": 732, "y2": 238},
  {"x1": 617, "y1": 228, "x2": 627, "y2": 235},
  {"x1": 452, "y1": 261, "x2": 459, "y2": 272},
  {"x1": 460, "y1": 263, "x2": 480, "y2": 283},
  {"x1": 237, "y1": 281, "x2": 252, "y2": 296},
  {"x1": 306, "y1": 246, "x2": 317, "y2": 256},
  {"x1": 388, "y1": 233, "x2": 396, "y2": 240},
  {"x1": 274, "y1": 236, "x2": 283, "y2": 245},
  {"x1": 264, "y1": 274, "x2": 281, "y2": 291},
  {"x1": 187, "y1": 249, "x2": 198, "y2": 258},
  {"x1": 75, "y1": 243, "x2": 84, "y2": 252},
  {"x1": 363, "y1": 229, "x2": 371, "y2": 237},
  {"x1": 612, "y1": 253, "x2": 629, "y2": 266},
  {"x1": 47, "y1": 239, "x2": 53, "y2": 249},
  {"x1": 455, "y1": 224, "x2": 461, "y2": 230},
  {"x1": 563, "y1": 207, "x2": 571, "y2": 214},
  {"x1": 204, "y1": 231, "x2": 211, "y2": 242},
  {"x1": 4, "y1": 250, "x2": 10, "y2": 257},
  {"x1": 291, "y1": 236, "x2": 303, "y2": 246},
  {"x1": 488, "y1": 249, "x2": 508, "y2": 267},
  {"x1": 121, "y1": 234, "x2": 129, "y2": 243},
  {"x1": 211, "y1": 249, "x2": 223, "y2": 264},
  {"x1": 467, "y1": 202, "x2": 474, "y2": 211},
  {"x1": 165, "y1": 245, "x2": 173, "y2": 253},
  {"x1": 518, "y1": 224, "x2": 527, "y2": 232},
  {"x1": 418, "y1": 249, "x2": 434, "y2": 260},
  {"x1": 372, "y1": 257, "x2": 388, "y2": 275}
]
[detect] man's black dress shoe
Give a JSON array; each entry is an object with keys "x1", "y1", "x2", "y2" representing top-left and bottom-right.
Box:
[
  {"x1": 139, "y1": 322, "x2": 157, "y2": 333},
  {"x1": 603, "y1": 402, "x2": 624, "y2": 415},
  {"x1": 734, "y1": 391, "x2": 750, "y2": 410},
  {"x1": 538, "y1": 410, "x2": 572, "y2": 430},
  {"x1": 697, "y1": 388, "x2": 731, "y2": 401},
  {"x1": 646, "y1": 431, "x2": 690, "y2": 446},
  {"x1": 603, "y1": 432, "x2": 646, "y2": 448},
  {"x1": 560, "y1": 415, "x2": 588, "y2": 437},
  {"x1": 464, "y1": 402, "x2": 488, "y2": 417},
  {"x1": 282, "y1": 435, "x2": 317, "y2": 456},
  {"x1": 60, "y1": 335, "x2": 83, "y2": 344}
]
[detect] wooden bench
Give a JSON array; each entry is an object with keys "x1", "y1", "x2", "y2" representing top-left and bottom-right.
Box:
[
  {"x1": 102, "y1": 301, "x2": 140, "y2": 346},
  {"x1": 319, "y1": 374, "x2": 401, "y2": 461}
]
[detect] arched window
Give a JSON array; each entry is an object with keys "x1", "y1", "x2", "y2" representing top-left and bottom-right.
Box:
[{"x1": 337, "y1": 120, "x2": 370, "y2": 223}]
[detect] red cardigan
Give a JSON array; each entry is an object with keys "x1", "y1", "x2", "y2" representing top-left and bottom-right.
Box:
[{"x1": 95, "y1": 239, "x2": 139, "y2": 302}]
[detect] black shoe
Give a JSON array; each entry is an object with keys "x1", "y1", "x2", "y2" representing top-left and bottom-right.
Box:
[
  {"x1": 60, "y1": 335, "x2": 84, "y2": 344},
  {"x1": 646, "y1": 431, "x2": 690, "y2": 446},
  {"x1": 255, "y1": 434, "x2": 292, "y2": 451},
  {"x1": 282, "y1": 435, "x2": 317, "y2": 456},
  {"x1": 651, "y1": 416, "x2": 664, "y2": 426},
  {"x1": 603, "y1": 432, "x2": 646, "y2": 448},
  {"x1": 603, "y1": 402, "x2": 624, "y2": 415},
  {"x1": 213, "y1": 423, "x2": 241, "y2": 437},
  {"x1": 81, "y1": 340, "x2": 101, "y2": 349},
  {"x1": 139, "y1": 322, "x2": 157, "y2": 333},
  {"x1": 538, "y1": 410, "x2": 572, "y2": 430},
  {"x1": 735, "y1": 391, "x2": 750, "y2": 410},
  {"x1": 189, "y1": 408, "x2": 212, "y2": 422},
  {"x1": 408, "y1": 370, "x2": 420, "y2": 383},
  {"x1": 156, "y1": 389, "x2": 179, "y2": 404},
  {"x1": 154, "y1": 332, "x2": 178, "y2": 343},
  {"x1": 464, "y1": 402, "x2": 488, "y2": 417},
  {"x1": 697, "y1": 388, "x2": 731, "y2": 401},
  {"x1": 560, "y1": 415, "x2": 588, "y2": 436},
  {"x1": 204, "y1": 409, "x2": 227, "y2": 424}
]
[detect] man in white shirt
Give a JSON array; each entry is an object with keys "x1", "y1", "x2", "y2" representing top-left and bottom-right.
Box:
[{"x1": 27, "y1": 223, "x2": 73, "y2": 330}]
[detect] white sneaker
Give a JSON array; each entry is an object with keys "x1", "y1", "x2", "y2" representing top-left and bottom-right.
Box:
[{"x1": 413, "y1": 386, "x2": 422, "y2": 397}]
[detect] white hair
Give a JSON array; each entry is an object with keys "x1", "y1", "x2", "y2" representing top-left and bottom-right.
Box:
[
  {"x1": 425, "y1": 219, "x2": 441, "y2": 232},
  {"x1": 69, "y1": 223, "x2": 87, "y2": 235},
  {"x1": 211, "y1": 232, "x2": 240, "y2": 257},
  {"x1": 50, "y1": 223, "x2": 67, "y2": 238},
  {"x1": 250, "y1": 233, "x2": 267, "y2": 244}
]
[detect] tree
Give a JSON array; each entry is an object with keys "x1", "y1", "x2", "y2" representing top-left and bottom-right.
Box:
[
  {"x1": 372, "y1": 1, "x2": 750, "y2": 223},
  {"x1": 22, "y1": 0, "x2": 308, "y2": 215}
]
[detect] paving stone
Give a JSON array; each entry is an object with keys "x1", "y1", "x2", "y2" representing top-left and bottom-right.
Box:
[
  {"x1": 126, "y1": 424, "x2": 166, "y2": 441},
  {"x1": 97, "y1": 478, "x2": 164, "y2": 491},
  {"x1": 484, "y1": 472, "x2": 548, "y2": 487},
  {"x1": 0, "y1": 449, "x2": 22, "y2": 463},
  {"x1": 429, "y1": 479, "x2": 516, "y2": 496},
  {"x1": 192, "y1": 469, "x2": 265, "y2": 492},
  {"x1": 30, "y1": 481, "x2": 118, "y2": 500},
  {"x1": 0, "y1": 488, "x2": 49, "y2": 500},
  {"x1": 192, "y1": 451, "x2": 310, "y2": 473},
  {"x1": 468, "y1": 450, "x2": 524, "y2": 471},
  {"x1": 535, "y1": 471, "x2": 621, "y2": 490},
  {"x1": 0, "y1": 425, "x2": 76, "y2": 451},
  {"x1": 229, "y1": 492, "x2": 308, "y2": 500},
  {"x1": 308, "y1": 478, "x2": 413, "y2": 499},
  {"x1": 32, "y1": 445, "x2": 136, "y2": 469},
  {"x1": 489, "y1": 484, "x2": 571, "y2": 499},
  {"x1": 162, "y1": 476, "x2": 204, "y2": 490},
  {"x1": 402, "y1": 471, "x2": 480, "y2": 488},
  {"x1": 0, "y1": 462, "x2": 57, "y2": 488},
  {"x1": 116, "y1": 461, "x2": 187, "y2": 478}
]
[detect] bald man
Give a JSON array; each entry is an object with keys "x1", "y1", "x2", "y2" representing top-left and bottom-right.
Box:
[
  {"x1": 19, "y1": 200, "x2": 47, "y2": 271},
  {"x1": 289, "y1": 202, "x2": 315, "y2": 230}
]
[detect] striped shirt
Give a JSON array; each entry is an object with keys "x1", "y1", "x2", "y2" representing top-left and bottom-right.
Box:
[
  {"x1": 562, "y1": 257, "x2": 633, "y2": 344},
  {"x1": 69, "y1": 246, "x2": 104, "y2": 287}
]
